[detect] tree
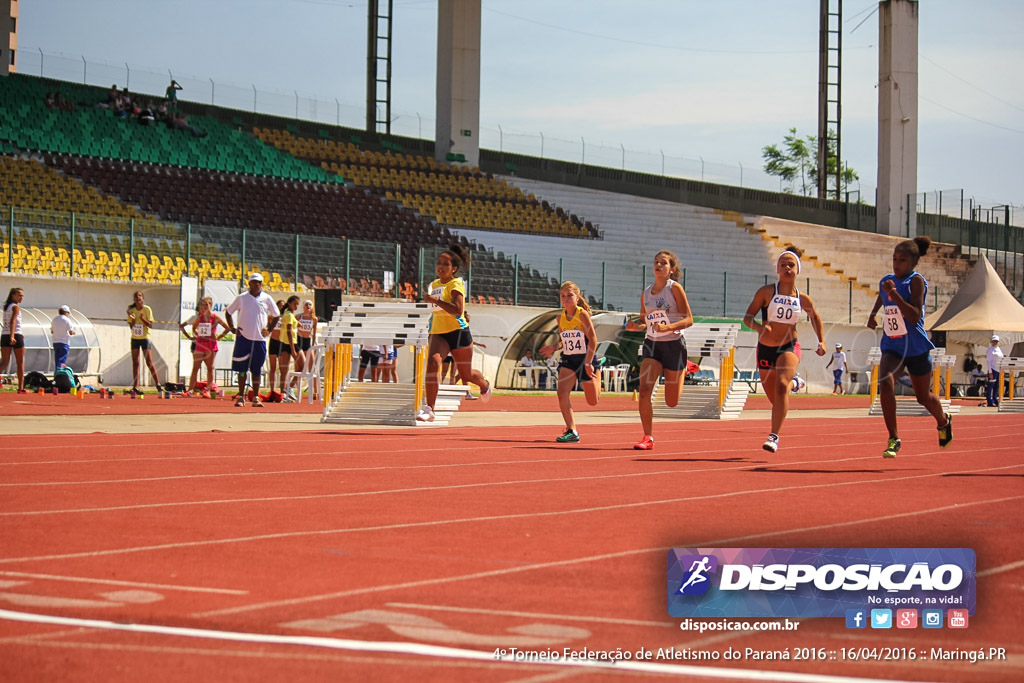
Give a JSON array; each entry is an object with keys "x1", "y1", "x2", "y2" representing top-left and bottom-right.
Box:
[{"x1": 762, "y1": 128, "x2": 858, "y2": 198}]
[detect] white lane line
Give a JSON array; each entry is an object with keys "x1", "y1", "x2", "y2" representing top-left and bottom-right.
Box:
[
  {"x1": 0, "y1": 448, "x2": 943, "y2": 516},
  {"x1": 4, "y1": 462, "x2": 1020, "y2": 571},
  {"x1": 0, "y1": 571, "x2": 247, "y2": 595},
  {"x1": 384, "y1": 603, "x2": 673, "y2": 628},
  {"x1": 194, "y1": 490, "x2": 1024, "y2": 618},
  {"x1": 4, "y1": 438, "x2": 1019, "y2": 497},
  {"x1": 4, "y1": 460, "x2": 1019, "y2": 568},
  {"x1": 0, "y1": 608, "x2": 938, "y2": 683},
  {"x1": 977, "y1": 559, "x2": 1024, "y2": 577},
  {"x1": 2, "y1": 421, "x2": 1012, "y2": 465}
]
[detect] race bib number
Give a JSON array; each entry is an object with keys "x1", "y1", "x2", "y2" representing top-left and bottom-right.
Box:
[
  {"x1": 560, "y1": 329, "x2": 585, "y2": 355},
  {"x1": 299, "y1": 319, "x2": 314, "y2": 333},
  {"x1": 430, "y1": 286, "x2": 445, "y2": 311},
  {"x1": 197, "y1": 322, "x2": 212, "y2": 337},
  {"x1": 645, "y1": 309, "x2": 669, "y2": 329},
  {"x1": 132, "y1": 323, "x2": 144, "y2": 337},
  {"x1": 769, "y1": 294, "x2": 801, "y2": 324},
  {"x1": 883, "y1": 305, "x2": 908, "y2": 337}
]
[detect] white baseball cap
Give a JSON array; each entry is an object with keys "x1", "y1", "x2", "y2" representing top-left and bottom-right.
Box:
[
  {"x1": 835, "y1": 343, "x2": 843, "y2": 348},
  {"x1": 991, "y1": 335, "x2": 1000, "y2": 342},
  {"x1": 248, "y1": 272, "x2": 264, "y2": 282},
  {"x1": 58, "y1": 305, "x2": 70, "y2": 314}
]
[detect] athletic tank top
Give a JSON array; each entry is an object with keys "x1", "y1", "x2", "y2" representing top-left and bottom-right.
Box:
[
  {"x1": 879, "y1": 271, "x2": 934, "y2": 357},
  {"x1": 3, "y1": 302, "x2": 21, "y2": 335},
  {"x1": 559, "y1": 309, "x2": 588, "y2": 356},
  {"x1": 642, "y1": 280, "x2": 683, "y2": 341},
  {"x1": 763, "y1": 283, "x2": 802, "y2": 326}
]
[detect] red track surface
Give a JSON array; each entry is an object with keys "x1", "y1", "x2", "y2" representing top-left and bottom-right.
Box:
[{"x1": 1, "y1": 405, "x2": 1022, "y2": 682}]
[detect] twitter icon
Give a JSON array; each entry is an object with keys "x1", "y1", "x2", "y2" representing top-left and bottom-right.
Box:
[{"x1": 870, "y1": 609, "x2": 892, "y2": 629}]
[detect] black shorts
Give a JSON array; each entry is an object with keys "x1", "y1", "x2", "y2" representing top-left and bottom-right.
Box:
[
  {"x1": 756, "y1": 340, "x2": 800, "y2": 370},
  {"x1": 131, "y1": 338, "x2": 150, "y2": 351},
  {"x1": 268, "y1": 337, "x2": 283, "y2": 356},
  {"x1": 442, "y1": 355, "x2": 454, "y2": 366},
  {"x1": 1, "y1": 333, "x2": 24, "y2": 349},
  {"x1": 641, "y1": 338, "x2": 687, "y2": 372},
  {"x1": 882, "y1": 350, "x2": 932, "y2": 377},
  {"x1": 297, "y1": 336, "x2": 312, "y2": 352},
  {"x1": 558, "y1": 354, "x2": 600, "y2": 382},
  {"x1": 434, "y1": 328, "x2": 473, "y2": 351},
  {"x1": 360, "y1": 349, "x2": 381, "y2": 368}
]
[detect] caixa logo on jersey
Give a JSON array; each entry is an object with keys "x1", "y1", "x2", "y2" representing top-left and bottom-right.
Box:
[{"x1": 667, "y1": 548, "x2": 975, "y2": 619}]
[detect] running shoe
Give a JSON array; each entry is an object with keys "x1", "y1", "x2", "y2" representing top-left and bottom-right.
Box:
[
  {"x1": 762, "y1": 433, "x2": 779, "y2": 453},
  {"x1": 416, "y1": 405, "x2": 436, "y2": 422},
  {"x1": 937, "y1": 413, "x2": 953, "y2": 448},
  {"x1": 464, "y1": 393, "x2": 479, "y2": 400},
  {"x1": 252, "y1": 397, "x2": 264, "y2": 408},
  {"x1": 556, "y1": 429, "x2": 580, "y2": 443},
  {"x1": 480, "y1": 379, "x2": 492, "y2": 403},
  {"x1": 882, "y1": 437, "x2": 902, "y2": 458},
  {"x1": 234, "y1": 397, "x2": 246, "y2": 407},
  {"x1": 283, "y1": 390, "x2": 297, "y2": 403},
  {"x1": 633, "y1": 435, "x2": 654, "y2": 450}
]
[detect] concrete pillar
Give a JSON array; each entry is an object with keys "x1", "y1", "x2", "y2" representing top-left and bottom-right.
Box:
[
  {"x1": 435, "y1": 0, "x2": 481, "y2": 167},
  {"x1": 1, "y1": 0, "x2": 17, "y2": 76},
  {"x1": 876, "y1": 0, "x2": 918, "y2": 237}
]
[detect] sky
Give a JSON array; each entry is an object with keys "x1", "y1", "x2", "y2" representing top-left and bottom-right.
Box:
[{"x1": 15, "y1": 0, "x2": 1024, "y2": 216}]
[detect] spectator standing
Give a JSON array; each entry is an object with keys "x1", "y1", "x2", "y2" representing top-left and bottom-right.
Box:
[
  {"x1": 1, "y1": 287, "x2": 26, "y2": 393},
  {"x1": 50, "y1": 305, "x2": 76, "y2": 369},
  {"x1": 127, "y1": 290, "x2": 162, "y2": 393},
  {"x1": 225, "y1": 273, "x2": 279, "y2": 408},
  {"x1": 825, "y1": 343, "x2": 849, "y2": 395},
  {"x1": 165, "y1": 79, "x2": 183, "y2": 111},
  {"x1": 986, "y1": 335, "x2": 1004, "y2": 407}
]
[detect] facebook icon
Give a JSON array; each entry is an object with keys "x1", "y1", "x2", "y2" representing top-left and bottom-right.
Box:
[{"x1": 845, "y1": 609, "x2": 867, "y2": 629}]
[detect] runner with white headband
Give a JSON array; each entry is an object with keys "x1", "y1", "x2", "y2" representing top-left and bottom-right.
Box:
[{"x1": 743, "y1": 246, "x2": 826, "y2": 453}]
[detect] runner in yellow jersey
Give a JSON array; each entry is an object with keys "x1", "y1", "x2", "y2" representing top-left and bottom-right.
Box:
[
  {"x1": 417, "y1": 244, "x2": 492, "y2": 422},
  {"x1": 540, "y1": 281, "x2": 600, "y2": 443}
]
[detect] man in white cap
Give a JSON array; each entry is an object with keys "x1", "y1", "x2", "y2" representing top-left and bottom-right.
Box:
[
  {"x1": 986, "y1": 335, "x2": 1004, "y2": 407},
  {"x1": 225, "y1": 273, "x2": 279, "y2": 407},
  {"x1": 50, "y1": 305, "x2": 76, "y2": 369},
  {"x1": 825, "y1": 342, "x2": 848, "y2": 395}
]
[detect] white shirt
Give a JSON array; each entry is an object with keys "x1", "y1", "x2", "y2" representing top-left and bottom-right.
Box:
[
  {"x1": 3, "y1": 303, "x2": 21, "y2": 335},
  {"x1": 831, "y1": 351, "x2": 847, "y2": 368},
  {"x1": 51, "y1": 313, "x2": 76, "y2": 345},
  {"x1": 226, "y1": 291, "x2": 279, "y2": 342},
  {"x1": 987, "y1": 344, "x2": 1004, "y2": 374},
  {"x1": 520, "y1": 355, "x2": 535, "y2": 367}
]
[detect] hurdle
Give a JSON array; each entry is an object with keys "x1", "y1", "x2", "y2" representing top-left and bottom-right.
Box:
[
  {"x1": 651, "y1": 323, "x2": 749, "y2": 419},
  {"x1": 867, "y1": 347, "x2": 960, "y2": 416},
  {"x1": 997, "y1": 357, "x2": 1024, "y2": 413},
  {"x1": 320, "y1": 301, "x2": 470, "y2": 426}
]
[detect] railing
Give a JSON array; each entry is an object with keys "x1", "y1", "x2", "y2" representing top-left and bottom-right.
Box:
[{"x1": 2, "y1": 205, "x2": 915, "y2": 322}]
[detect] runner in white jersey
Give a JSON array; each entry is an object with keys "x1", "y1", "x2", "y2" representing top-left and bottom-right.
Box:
[
  {"x1": 743, "y1": 247, "x2": 826, "y2": 453},
  {"x1": 624, "y1": 250, "x2": 693, "y2": 450}
]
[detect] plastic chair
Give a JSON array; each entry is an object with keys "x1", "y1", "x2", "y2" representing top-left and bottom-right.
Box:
[
  {"x1": 613, "y1": 364, "x2": 631, "y2": 392},
  {"x1": 286, "y1": 344, "x2": 324, "y2": 404}
]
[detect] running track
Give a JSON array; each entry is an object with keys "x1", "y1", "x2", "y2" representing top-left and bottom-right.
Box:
[{"x1": 1, "y1": 412, "x2": 1022, "y2": 682}]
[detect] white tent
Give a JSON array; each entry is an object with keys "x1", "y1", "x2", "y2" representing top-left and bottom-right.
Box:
[{"x1": 927, "y1": 254, "x2": 1024, "y2": 348}]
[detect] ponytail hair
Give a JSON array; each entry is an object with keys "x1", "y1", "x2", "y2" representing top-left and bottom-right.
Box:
[
  {"x1": 560, "y1": 281, "x2": 591, "y2": 313},
  {"x1": 895, "y1": 235, "x2": 932, "y2": 261},
  {"x1": 4, "y1": 287, "x2": 22, "y2": 311},
  {"x1": 656, "y1": 250, "x2": 683, "y2": 280},
  {"x1": 286, "y1": 295, "x2": 300, "y2": 307},
  {"x1": 443, "y1": 243, "x2": 472, "y2": 275}
]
